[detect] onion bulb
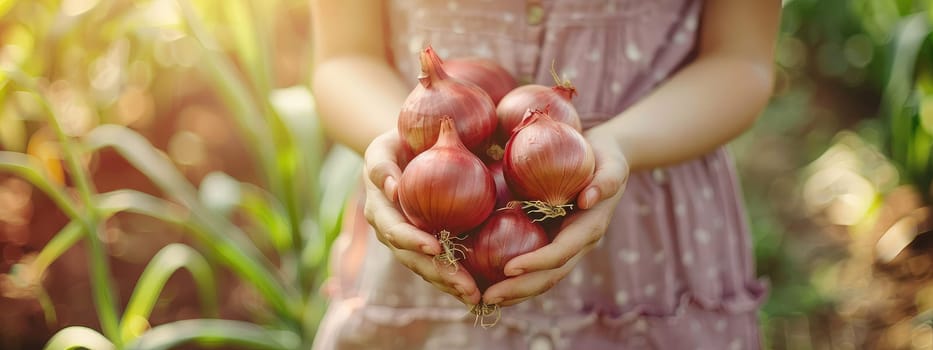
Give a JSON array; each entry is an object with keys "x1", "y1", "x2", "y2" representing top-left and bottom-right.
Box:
[
  {"x1": 503, "y1": 109, "x2": 594, "y2": 221},
  {"x1": 398, "y1": 46, "x2": 498, "y2": 155},
  {"x1": 486, "y1": 160, "x2": 513, "y2": 209},
  {"x1": 444, "y1": 57, "x2": 517, "y2": 104},
  {"x1": 463, "y1": 202, "x2": 549, "y2": 291},
  {"x1": 398, "y1": 116, "x2": 496, "y2": 267},
  {"x1": 494, "y1": 67, "x2": 582, "y2": 144}
]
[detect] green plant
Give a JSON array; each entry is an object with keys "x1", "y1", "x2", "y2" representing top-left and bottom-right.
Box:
[{"x1": 0, "y1": 0, "x2": 360, "y2": 348}]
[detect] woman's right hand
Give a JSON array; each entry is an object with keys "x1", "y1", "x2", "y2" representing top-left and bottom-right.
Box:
[{"x1": 363, "y1": 130, "x2": 482, "y2": 306}]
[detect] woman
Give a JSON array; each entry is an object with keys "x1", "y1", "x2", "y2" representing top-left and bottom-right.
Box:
[{"x1": 310, "y1": 1, "x2": 781, "y2": 348}]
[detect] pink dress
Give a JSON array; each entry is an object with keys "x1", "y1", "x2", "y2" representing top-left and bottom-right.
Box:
[{"x1": 313, "y1": 0, "x2": 768, "y2": 349}]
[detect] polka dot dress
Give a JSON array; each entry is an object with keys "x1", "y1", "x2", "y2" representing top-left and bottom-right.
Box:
[{"x1": 313, "y1": 1, "x2": 768, "y2": 349}]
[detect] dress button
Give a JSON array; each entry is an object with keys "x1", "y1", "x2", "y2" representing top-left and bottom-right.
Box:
[
  {"x1": 519, "y1": 74, "x2": 535, "y2": 85},
  {"x1": 526, "y1": 4, "x2": 544, "y2": 25}
]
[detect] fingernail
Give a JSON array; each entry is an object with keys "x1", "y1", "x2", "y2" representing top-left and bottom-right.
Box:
[
  {"x1": 486, "y1": 297, "x2": 503, "y2": 305},
  {"x1": 584, "y1": 187, "x2": 599, "y2": 208},
  {"x1": 505, "y1": 268, "x2": 523, "y2": 277},
  {"x1": 384, "y1": 177, "x2": 398, "y2": 200}
]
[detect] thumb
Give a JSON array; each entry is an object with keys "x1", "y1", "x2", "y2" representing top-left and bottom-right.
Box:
[{"x1": 577, "y1": 152, "x2": 628, "y2": 210}]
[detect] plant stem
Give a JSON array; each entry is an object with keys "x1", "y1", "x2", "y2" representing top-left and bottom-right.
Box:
[{"x1": 12, "y1": 72, "x2": 123, "y2": 347}]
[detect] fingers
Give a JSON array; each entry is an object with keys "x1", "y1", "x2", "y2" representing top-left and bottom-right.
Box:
[
  {"x1": 393, "y1": 249, "x2": 482, "y2": 305},
  {"x1": 578, "y1": 150, "x2": 629, "y2": 210},
  {"x1": 482, "y1": 253, "x2": 582, "y2": 306},
  {"x1": 364, "y1": 132, "x2": 404, "y2": 201},
  {"x1": 364, "y1": 189, "x2": 440, "y2": 255},
  {"x1": 503, "y1": 208, "x2": 607, "y2": 276}
]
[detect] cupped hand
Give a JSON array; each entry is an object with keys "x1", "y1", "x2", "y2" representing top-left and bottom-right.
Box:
[
  {"x1": 481, "y1": 129, "x2": 630, "y2": 306},
  {"x1": 363, "y1": 130, "x2": 482, "y2": 306}
]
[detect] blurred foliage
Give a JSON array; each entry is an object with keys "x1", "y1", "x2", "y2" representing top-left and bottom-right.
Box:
[
  {"x1": 0, "y1": 0, "x2": 360, "y2": 349},
  {"x1": 733, "y1": 0, "x2": 933, "y2": 348}
]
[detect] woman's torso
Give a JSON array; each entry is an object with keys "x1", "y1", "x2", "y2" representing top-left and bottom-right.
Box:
[{"x1": 313, "y1": 1, "x2": 768, "y2": 349}]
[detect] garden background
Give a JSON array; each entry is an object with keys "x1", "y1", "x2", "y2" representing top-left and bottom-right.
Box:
[{"x1": 0, "y1": 0, "x2": 932, "y2": 349}]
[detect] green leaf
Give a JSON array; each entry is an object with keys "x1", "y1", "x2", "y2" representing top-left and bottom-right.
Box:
[
  {"x1": 198, "y1": 171, "x2": 293, "y2": 252},
  {"x1": 198, "y1": 171, "x2": 242, "y2": 217},
  {"x1": 0, "y1": 151, "x2": 80, "y2": 220},
  {"x1": 96, "y1": 190, "x2": 189, "y2": 226},
  {"x1": 121, "y1": 244, "x2": 218, "y2": 343},
  {"x1": 85, "y1": 125, "x2": 298, "y2": 318},
  {"x1": 43, "y1": 326, "x2": 116, "y2": 350},
  {"x1": 125, "y1": 319, "x2": 299, "y2": 350},
  {"x1": 175, "y1": 0, "x2": 278, "y2": 188},
  {"x1": 881, "y1": 14, "x2": 931, "y2": 167},
  {"x1": 34, "y1": 221, "x2": 83, "y2": 277},
  {"x1": 239, "y1": 183, "x2": 293, "y2": 252},
  {"x1": 84, "y1": 125, "x2": 199, "y2": 207},
  {"x1": 270, "y1": 86, "x2": 325, "y2": 216},
  {"x1": 303, "y1": 144, "x2": 362, "y2": 273}
]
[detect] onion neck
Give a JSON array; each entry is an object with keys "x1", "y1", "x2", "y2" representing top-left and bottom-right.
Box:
[
  {"x1": 548, "y1": 61, "x2": 577, "y2": 100},
  {"x1": 418, "y1": 46, "x2": 450, "y2": 88},
  {"x1": 553, "y1": 85, "x2": 578, "y2": 100},
  {"x1": 435, "y1": 116, "x2": 466, "y2": 149},
  {"x1": 513, "y1": 109, "x2": 547, "y2": 133}
]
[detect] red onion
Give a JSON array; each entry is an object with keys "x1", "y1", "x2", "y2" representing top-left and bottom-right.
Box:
[
  {"x1": 463, "y1": 202, "x2": 549, "y2": 291},
  {"x1": 486, "y1": 160, "x2": 513, "y2": 209},
  {"x1": 398, "y1": 117, "x2": 496, "y2": 267},
  {"x1": 398, "y1": 47, "x2": 498, "y2": 155},
  {"x1": 494, "y1": 69, "x2": 581, "y2": 144},
  {"x1": 503, "y1": 109, "x2": 595, "y2": 221},
  {"x1": 444, "y1": 58, "x2": 517, "y2": 104}
]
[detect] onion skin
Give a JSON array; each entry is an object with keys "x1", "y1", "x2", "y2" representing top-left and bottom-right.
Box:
[
  {"x1": 486, "y1": 160, "x2": 513, "y2": 209},
  {"x1": 463, "y1": 203, "x2": 549, "y2": 291},
  {"x1": 503, "y1": 109, "x2": 595, "y2": 207},
  {"x1": 398, "y1": 47, "x2": 498, "y2": 155},
  {"x1": 398, "y1": 117, "x2": 496, "y2": 235},
  {"x1": 444, "y1": 58, "x2": 517, "y2": 104},
  {"x1": 495, "y1": 83, "x2": 581, "y2": 144}
]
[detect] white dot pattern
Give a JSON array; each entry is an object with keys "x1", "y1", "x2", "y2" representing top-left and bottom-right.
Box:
[
  {"x1": 701, "y1": 186, "x2": 714, "y2": 200},
  {"x1": 625, "y1": 42, "x2": 642, "y2": 62},
  {"x1": 570, "y1": 270, "x2": 584, "y2": 285},
  {"x1": 633, "y1": 319, "x2": 648, "y2": 333},
  {"x1": 530, "y1": 336, "x2": 552, "y2": 350},
  {"x1": 618, "y1": 249, "x2": 639, "y2": 264},
  {"x1": 643, "y1": 284, "x2": 656, "y2": 296},
  {"x1": 615, "y1": 290, "x2": 629, "y2": 305},
  {"x1": 695, "y1": 228, "x2": 710, "y2": 244},
  {"x1": 674, "y1": 31, "x2": 689, "y2": 44},
  {"x1": 592, "y1": 274, "x2": 604, "y2": 286},
  {"x1": 675, "y1": 203, "x2": 687, "y2": 217},
  {"x1": 610, "y1": 81, "x2": 623, "y2": 94},
  {"x1": 652, "y1": 169, "x2": 667, "y2": 183}
]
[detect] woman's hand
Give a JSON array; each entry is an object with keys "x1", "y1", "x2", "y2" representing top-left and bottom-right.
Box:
[
  {"x1": 363, "y1": 130, "x2": 483, "y2": 306},
  {"x1": 480, "y1": 129, "x2": 630, "y2": 306}
]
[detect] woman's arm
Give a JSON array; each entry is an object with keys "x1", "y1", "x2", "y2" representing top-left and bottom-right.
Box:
[
  {"x1": 591, "y1": 0, "x2": 781, "y2": 171},
  {"x1": 310, "y1": 0, "x2": 409, "y2": 154},
  {"x1": 481, "y1": 0, "x2": 782, "y2": 307},
  {"x1": 310, "y1": 0, "x2": 483, "y2": 305}
]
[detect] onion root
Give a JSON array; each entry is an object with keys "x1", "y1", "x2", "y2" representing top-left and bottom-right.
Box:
[{"x1": 521, "y1": 200, "x2": 573, "y2": 222}]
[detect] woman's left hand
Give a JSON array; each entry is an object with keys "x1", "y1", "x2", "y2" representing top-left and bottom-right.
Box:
[{"x1": 481, "y1": 129, "x2": 630, "y2": 306}]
